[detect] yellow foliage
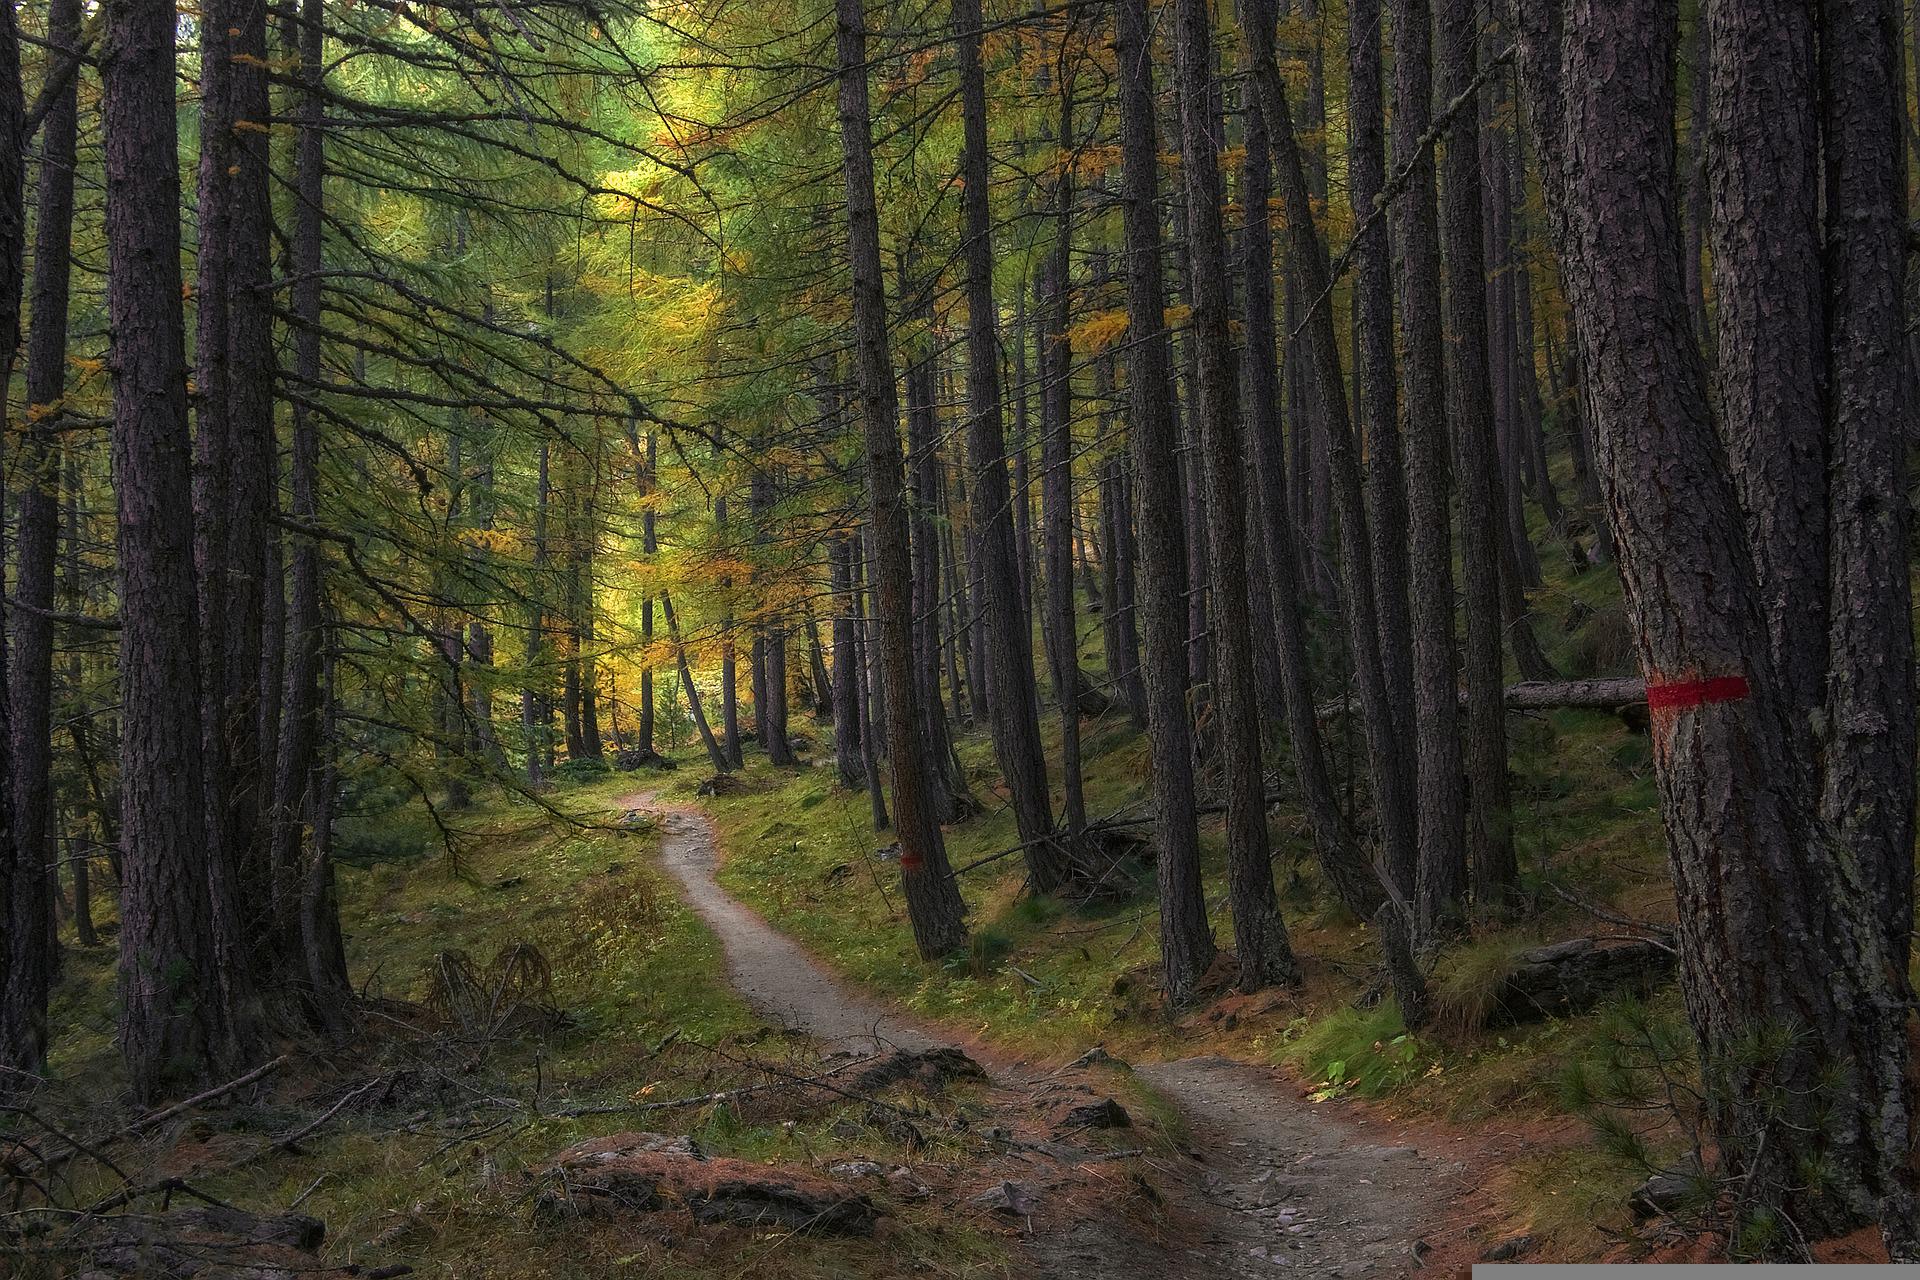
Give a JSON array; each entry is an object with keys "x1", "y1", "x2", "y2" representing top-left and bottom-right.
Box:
[{"x1": 1069, "y1": 308, "x2": 1130, "y2": 354}]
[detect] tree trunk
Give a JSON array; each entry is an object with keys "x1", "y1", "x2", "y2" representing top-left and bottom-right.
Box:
[
  {"x1": 833, "y1": 0, "x2": 966, "y2": 958},
  {"x1": 662, "y1": 592, "x2": 730, "y2": 777},
  {"x1": 524, "y1": 441, "x2": 550, "y2": 784},
  {"x1": 1175, "y1": 0, "x2": 1297, "y2": 991},
  {"x1": 1237, "y1": 0, "x2": 1384, "y2": 924},
  {"x1": 1438, "y1": 0, "x2": 1518, "y2": 916},
  {"x1": 830, "y1": 535, "x2": 864, "y2": 787},
  {"x1": 1706, "y1": 0, "x2": 1827, "y2": 759},
  {"x1": 1517, "y1": 0, "x2": 1917, "y2": 1248},
  {"x1": 1248, "y1": 0, "x2": 1425, "y2": 1018},
  {"x1": 954, "y1": 0, "x2": 1065, "y2": 888},
  {"x1": 4, "y1": 0, "x2": 81, "y2": 1076},
  {"x1": 104, "y1": 0, "x2": 237, "y2": 1099},
  {"x1": 1039, "y1": 67, "x2": 1088, "y2": 867},
  {"x1": 1819, "y1": 0, "x2": 1917, "y2": 1019},
  {"x1": 1114, "y1": 0, "x2": 1215, "y2": 1004}
]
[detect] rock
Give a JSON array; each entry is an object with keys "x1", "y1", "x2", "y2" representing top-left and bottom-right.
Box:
[
  {"x1": 827, "y1": 1160, "x2": 887, "y2": 1180},
  {"x1": 613, "y1": 748, "x2": 675, "y2": 771},
  {"x1": 1054, "y1": 1097, "x2": 1131, "y2": 1135},
  {"x1": 1065, "y1": 1046, "x2": 1123, "y2": 1071},
  {"x1": 1489, "y1": 937, "x2": 1676, "y2": 1026},
  {"x1": 549, "y1": 1131, "x2": 703, "y2": 1163},
  {"x1": 535, "y1": 1147, "x2": 880, "y2": 1235},
  {"x1": 970, "y1": 1180, "x2": 1040, "y2": 1216},
  {"x1": 1630, "y1": 1163, "x2": 1708, "y2": 1221},
  {"x1": 1481, "y1": 1234, "x2": 1537, "y2": 1261},
  {"x1": 852, "y1": 1046, "x2": 986, "y2": 1092}
]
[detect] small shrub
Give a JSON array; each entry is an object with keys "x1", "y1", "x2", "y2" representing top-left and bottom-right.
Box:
[
  {"x1": 1283, "y1": 1004, "x2": 1430, "y2": 1097},
  {"x1": 551, "y1": 756, "x2": 613, "y2": 783}
]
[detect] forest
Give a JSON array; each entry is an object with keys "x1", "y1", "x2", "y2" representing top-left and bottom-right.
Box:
[{"x1": 0, "y1": 0, "x2": 1915, "y2": 1272}]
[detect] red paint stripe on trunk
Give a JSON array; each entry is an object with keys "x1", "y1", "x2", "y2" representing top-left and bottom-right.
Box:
[{"x1": 1645, "y1": 674, "x2": 1751, "y2": 710}]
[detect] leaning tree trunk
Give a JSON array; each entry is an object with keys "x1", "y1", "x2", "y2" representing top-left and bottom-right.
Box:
[
  {"x1": 1237, "y1": 0, "x2": 1383, "y2": 924},
  {"x1": 833, "y1": 0, "x2": 966, "y2": 959},
  {"x1": 1175, "y1": 0, "x2": 1298, "y2": 992},
  {"x1": 1246, "y1": 0, "x2": 1425, "y2": 1021},
  {"x1": 1516, "y1": 0, "x2": 1917, "y2": 1251}
]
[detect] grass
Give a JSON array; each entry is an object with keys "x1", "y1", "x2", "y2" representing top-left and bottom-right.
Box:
[{"x1": 17, "y1": 773, "x2": 1014, "y2": 1280}]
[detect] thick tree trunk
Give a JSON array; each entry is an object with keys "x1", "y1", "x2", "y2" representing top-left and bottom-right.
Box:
[
  {"x1": 1175, "y1": 0, "x2": 1297, "y2": 991},
  {"x1": 104, "y1": 0, "x2": 239, "y2": 1099},
  {"x1": 1706, "y1": 0, "x2": 1828, "y2": 760},
  {"x1": 1820, "y1": 0, "x2": 1917, "y2": 1011},
  {"x1": 1517, "y1": 0, "x2": 1917, "y2": 1249},
  {"x1": 953, "y1": 0, "x2": 1065, "y2": 888},
  {"x1": 834, "y1": 0, "x2": 966, "y2": 958}
]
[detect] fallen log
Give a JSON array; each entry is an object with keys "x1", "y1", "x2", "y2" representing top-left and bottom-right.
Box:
[{"x1": 1315, "y1": 677, "x2": 1649, "y2": 724}]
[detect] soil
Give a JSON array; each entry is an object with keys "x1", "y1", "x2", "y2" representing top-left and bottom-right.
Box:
[{"x1": 636, "y1": 791, "x2": 1490, "y2": 1278}]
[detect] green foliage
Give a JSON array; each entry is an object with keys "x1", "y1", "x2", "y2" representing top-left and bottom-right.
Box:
[{"x1": 1282, "y1": 1005, "x2": 1431, "y2": 1098}]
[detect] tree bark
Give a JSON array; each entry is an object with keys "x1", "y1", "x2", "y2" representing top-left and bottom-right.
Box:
[
  {"x1": 1114, "y1": 0, "x2": 1215, "y2": 1005},
  {"x1": 1247, "y1": 0, "x2": 1425, "y2": 1019},
  {"x1": 1175, "y1": 0, "x2": 1298, "y2": 991},
  {"x1": 834, "y1": 0, "x2": 966, "y2": 958},
  {"x1": 1707, "y1": 0, "x2": 1828, "y2": 758},
  {"x1": 4, "y1": 0, "x2": 81, "y2": 1077},
  {"x1": 1517, "y1": 0, "x2": 1917, "y2": 1248},
  {"x1": 1438, "y1": 0, "x2": 1518, "y2": 916},
  {"x1": 104, "y1": 0, "x2": 237, "y2": 1099},
  {"x1": 954, "y1": 0, "x2": 1065, "y2": 889}
]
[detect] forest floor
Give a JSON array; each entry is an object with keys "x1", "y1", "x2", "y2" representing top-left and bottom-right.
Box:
[{"x1": 635, "y1": 785, "x2": 1508, "y2": 1278}]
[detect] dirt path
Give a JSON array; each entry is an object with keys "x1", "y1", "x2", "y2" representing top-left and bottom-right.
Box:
[{"x1": 634, "y1": 792, "x2": 1469, "y2": 1278}]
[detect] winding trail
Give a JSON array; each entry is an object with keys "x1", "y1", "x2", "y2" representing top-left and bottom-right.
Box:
[{"x1": 636, "y1": 792, "x2": 1471, "y2": 1278}]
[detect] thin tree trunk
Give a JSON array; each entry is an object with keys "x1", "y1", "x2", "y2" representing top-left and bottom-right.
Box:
[
  {"x1": 1040, "y1": 61, "x2": 1088, "y2": 866},
  {"x1": 4, "y1": 0, "x2": 81, "y2": 1076},
  {"x1": 1438, "y1": 0, "x2": 1518, "y2": 914},
  {"x1": 834, "y1": 0, "x2": 966, "y2": 958},
  {"x1": 1175, "y1": 0, "x2": 1298, "y2": 991},
  {"x1": 1114, "y1": 0, "x2": 1215, "y2": 1003},
  {"x1": 1248, "y1": 0, "x2": 1425, "y2": 1018},
  {"x1": 954, "y1": 0, "x2": 1066, "y2": 887}
]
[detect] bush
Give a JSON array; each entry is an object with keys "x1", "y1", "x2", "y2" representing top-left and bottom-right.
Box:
[
  {"x1": 1283, "y1": 1004, "x2": 1431, "y2": 1097},
  {"x1": 551, "y1": 756, "x2": 613, "y2": 783}
]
